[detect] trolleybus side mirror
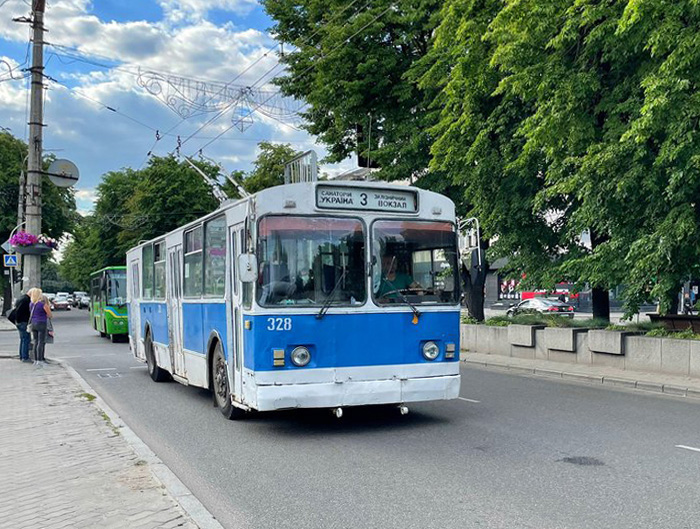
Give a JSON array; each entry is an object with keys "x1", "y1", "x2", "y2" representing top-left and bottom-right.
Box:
[{"x1": 238, "y1": 254, "x2": 258, "y2": 283}]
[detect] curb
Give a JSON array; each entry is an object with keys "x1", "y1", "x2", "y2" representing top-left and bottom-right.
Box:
[
  {"x1": 55, "y1": 359, "x2": 225, "y2": 529},
  {"x1": 463, "y1": 358, "x2": 700, "y2": 400}
]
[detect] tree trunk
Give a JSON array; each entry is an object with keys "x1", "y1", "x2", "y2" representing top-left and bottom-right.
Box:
[
  {"x1": 660, "y1": 285, "x2": 680, "y2": 315},
  {"x1": 461, "y1": 249, "x2": 488, "y2": 322},
  {"x1": 588, "y1": 228, "x2": 611, "y2": 321},
  {"x1": 591, "y1": 287, "x2": 610, "y2": 321}
]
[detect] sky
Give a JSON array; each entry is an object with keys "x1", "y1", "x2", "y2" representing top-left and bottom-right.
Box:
[{"x1": 0, "y1": 0, "x2": 353, "y2": 215}]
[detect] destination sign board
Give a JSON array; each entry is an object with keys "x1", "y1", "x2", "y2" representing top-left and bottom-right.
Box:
[{"x1": 316, "y1": 185, "x2": 417, "y2": 213}]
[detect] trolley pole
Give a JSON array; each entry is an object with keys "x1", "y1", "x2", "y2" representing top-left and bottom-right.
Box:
[{"x1": 24, "y1": 0, "x2": 46, "y2": 289}]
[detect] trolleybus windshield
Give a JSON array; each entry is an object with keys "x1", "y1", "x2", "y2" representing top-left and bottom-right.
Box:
[
  {"x1": 257, "y1": 216, "x2": 366, "y2": 306},
  {"x1": 107, "y1": 270, "x2": 127, "y2": 306},
  {"x1": 372, "y1": 220, "x2": 458, "y2": 305}
]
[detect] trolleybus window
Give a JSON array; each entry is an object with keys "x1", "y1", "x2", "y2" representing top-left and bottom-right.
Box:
[
  {"x1": 372, "y1": 220, "x2": 458, "y2": 305},
  {"x1": 142, "y1": 244, "x2": 154, "y2": 299},
  {"x1": 257, "y1": 216, "x2": 366, "y2": 306},
  {"x1": 204, "y1": 216, "x2": 226, "y2": 297},
  {"x1": 184, "y1": 226, "x2": 203, "y2": 297},
  {"x1": 154, "y1": 241, "x2": 166, "y2": 299}
]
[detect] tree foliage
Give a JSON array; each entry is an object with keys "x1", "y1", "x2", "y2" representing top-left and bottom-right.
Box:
[
  {"x1": 262, "y1": 0, "x2": 443, "y2": 186},
  {"x1": 421, "y1": 0, "x2": 700, "y2": 316}
]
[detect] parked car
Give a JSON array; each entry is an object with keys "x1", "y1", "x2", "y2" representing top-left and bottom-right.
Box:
[
  {"x1": 51, "y1": 296, "x2": 71, "y2": 311},
  {"x1": 506, "y1": 297, "x2": 575, "y2": 318},
  {"x1": 78, "y1": 295, "x2": 90, "y2": 309},
  {"x1": 72, "y1": 291, "x2": 87, "y2": 307}
]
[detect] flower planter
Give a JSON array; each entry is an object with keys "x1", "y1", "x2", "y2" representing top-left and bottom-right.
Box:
[{"x1": 12, "y1": 243, "x2": 53, "y2": 255}]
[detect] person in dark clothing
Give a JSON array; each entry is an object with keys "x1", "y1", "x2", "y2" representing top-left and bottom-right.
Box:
[{"x1": 11, "y1": 291, "x2": 32, "y2": 362}]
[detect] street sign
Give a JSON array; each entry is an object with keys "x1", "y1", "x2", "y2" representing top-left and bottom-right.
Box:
[
  {"x1": 4, "y1": 254, "x2": 18, "y2": 267},
  {"x1": 1, "y1": 240, "x2": 11, "y2": 254},
  {"x1": 47, "y1": 158, "x2": 80, "y2": 188}
]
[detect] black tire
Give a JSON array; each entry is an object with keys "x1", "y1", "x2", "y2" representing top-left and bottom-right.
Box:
[
  {"x1": 211, "y1": 342, "x2": 246, "y2": 420},
  {"x1": 145, "y1": 332, "x2": 170, "y2": 382}
]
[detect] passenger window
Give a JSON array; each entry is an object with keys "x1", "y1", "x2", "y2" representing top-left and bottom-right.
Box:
[
  {"x1": 204, "y1": 216, "x2": 226, "y2": 297},
  {"x1": 132, "y1": 263, "x2": 140, "y2": 299},
  {"x1": 142, "y1": 244, "x2": 154, "y2": 299},
  {"x1": 154, "y1": 241, "x2": 166, "y2": 299},
  {"x1": 184, "y1": 226, "x2": 203, "y2": 297}
]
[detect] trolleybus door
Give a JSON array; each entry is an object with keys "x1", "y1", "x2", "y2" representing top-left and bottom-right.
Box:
[
  {"x1": 167, "y1": 245, "x2": 186, "y2": 377},
  {"x1": 228, "y1": 224, "x2": 244, "y2": 400},
  {"x1": 129, "y1": 261, "x2": 141, "y2": 355}
]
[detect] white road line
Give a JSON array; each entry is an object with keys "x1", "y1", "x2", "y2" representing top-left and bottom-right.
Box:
[
  {"x1": 675, "y1": 445, "x2": 700, "y2": 454},
  {"x1": 129, "y1": 366, "x2": 148, "y2": 369},
  {"x1": 458, "y1": 397, "x2": 481, "y2": 403},
  {"x1": 85, "y1": 368, "x2": 117, "y2": 372}
]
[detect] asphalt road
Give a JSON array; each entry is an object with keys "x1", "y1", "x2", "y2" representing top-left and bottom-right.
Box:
[{"x1": 3, "y1": 310, "x2": 700, "y2": 529}]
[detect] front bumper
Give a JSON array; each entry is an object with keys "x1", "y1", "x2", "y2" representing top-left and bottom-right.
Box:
[{"x1": 254, "y1": 374, "x2": 460, "y2": 411}]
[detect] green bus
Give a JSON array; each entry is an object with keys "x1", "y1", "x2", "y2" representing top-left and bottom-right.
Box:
[{"x1": 90, "y1": 266, "x2": 129, "y2": 342}]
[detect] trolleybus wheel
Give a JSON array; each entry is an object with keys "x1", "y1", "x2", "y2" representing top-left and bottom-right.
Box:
[
  {"x1": 145, "y1": 332, "x2": 170, "y2": 382},
  {"x1": 212, "y1": 342, "x2": 246, "y2": 420}
]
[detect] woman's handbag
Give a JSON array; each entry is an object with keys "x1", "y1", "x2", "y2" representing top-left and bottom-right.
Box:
[
  {"x1": 46, "y1": 318, "x2": 54, "y2": 344},
  {"x1": 26, "y1": 303, "x2": 37, "y2": 333}
]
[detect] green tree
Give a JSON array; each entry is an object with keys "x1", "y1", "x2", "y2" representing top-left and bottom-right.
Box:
[
  {"x1": 262, "y1": 0, "x2": 442, "y2": 184},
  {"x1": 422, "y1": 0, "x2": 700, "y2": 318},
  {"x1": 61, "y1": 156, "x2": 222, "y2": 288}
]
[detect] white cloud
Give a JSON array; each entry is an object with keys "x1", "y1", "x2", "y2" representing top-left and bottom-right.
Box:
[
  {"x1": 158, "y1": 0, "x2": 258, "y2": 25},
  {"x1": 0, "y1": 0, "x2": 353, "y2": 197}
]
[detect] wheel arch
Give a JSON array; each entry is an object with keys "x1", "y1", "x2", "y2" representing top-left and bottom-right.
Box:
[{"x1": 206, "y1": 330, "x2": 225, "y2": 390}]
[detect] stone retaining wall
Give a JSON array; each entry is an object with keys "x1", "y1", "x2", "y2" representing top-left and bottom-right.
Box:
[{"x1": 460, "y1": 324, "x2": 699, "y2": 378}]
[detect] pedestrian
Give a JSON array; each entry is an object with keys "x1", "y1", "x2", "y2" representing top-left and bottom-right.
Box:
[
  {"x1": 28, "y1": 287, "x2": 52, "y2": 367},
  {"x1": 8, "y1": 289, "x2": 32, "y2": 362}
]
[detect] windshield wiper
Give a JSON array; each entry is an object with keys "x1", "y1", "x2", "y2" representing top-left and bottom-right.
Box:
[
  {"x1": 382, "y1": 277, "x2": 421, "y2": 321},
  {"x1": 316, "y1": 269, "x2": 348, "y2": 320}
]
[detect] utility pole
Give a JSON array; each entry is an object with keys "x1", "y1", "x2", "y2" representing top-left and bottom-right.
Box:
[{"x1": 24, "y1": 0, "x2": 46, "y2": 289}]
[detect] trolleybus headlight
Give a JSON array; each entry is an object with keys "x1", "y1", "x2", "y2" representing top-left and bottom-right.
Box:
[
  {"x1": 422, "y1": 341, "x2": 440, "y2": 361},
  {"x1": 291, "y1": 346, "x2": 311, "y2": 367}
]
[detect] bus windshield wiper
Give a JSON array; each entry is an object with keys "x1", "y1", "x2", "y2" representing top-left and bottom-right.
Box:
[
  {"x1": 383, "y1": 277, "x2": 421, "y2": 321},
  {"x1": 316, "y1": 269, "x2": 347, "y2": 320}
]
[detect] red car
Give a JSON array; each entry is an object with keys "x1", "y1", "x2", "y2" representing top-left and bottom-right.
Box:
[{"x1": 51, "y1": 297, "x2": 71, "y2": 311}]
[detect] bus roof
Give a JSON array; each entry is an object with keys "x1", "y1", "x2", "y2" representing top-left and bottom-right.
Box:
[
  {"x1": 126, "y1": 180, "x2": 456, "y2": 254},
  {"x1": 90, "y1": 266, "x2": 126, "y2": 277}
]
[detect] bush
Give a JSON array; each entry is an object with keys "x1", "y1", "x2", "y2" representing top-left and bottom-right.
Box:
[
  {"x1": 606, "y1": 322, "x2": 662, "y2": 332},
  {"x1": 645, "y1": 328, "x2": 700, "y2": 340}
]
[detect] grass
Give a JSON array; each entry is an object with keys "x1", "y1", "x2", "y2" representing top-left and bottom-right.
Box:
[
  {"x1": 100, "y1": 410, "x2": 121, "y2": 436},
  {"x1": 78, "y1": 392, "x2": 96, "y2": 401}
]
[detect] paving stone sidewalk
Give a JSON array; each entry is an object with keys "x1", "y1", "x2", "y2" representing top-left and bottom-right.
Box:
[{"x1": 0, "y1": 358, "x2": 198, "y2": 529}]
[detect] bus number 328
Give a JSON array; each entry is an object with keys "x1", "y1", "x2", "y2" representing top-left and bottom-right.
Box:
[{"x1": 267, "y1": 317, "x2": 292, "y2": 331}]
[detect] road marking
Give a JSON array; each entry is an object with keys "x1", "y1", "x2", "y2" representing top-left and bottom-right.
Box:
[
  {"x1": 130, "y1": 366, "x2": 148, "y2": 369},
  {"x1": 86, "y1": 368, "x2": 117, "y2": 372},
  {"x1": 676, "y1": 445, "x2": 700, "y2": 454},
  {"x1": 458, "y1": 397, "x2": 481, "y2": 403}
]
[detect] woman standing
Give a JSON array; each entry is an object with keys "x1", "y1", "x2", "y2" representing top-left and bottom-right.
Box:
[{"x1": 29, "y1": 288, "x2": 52, "y2": 367}]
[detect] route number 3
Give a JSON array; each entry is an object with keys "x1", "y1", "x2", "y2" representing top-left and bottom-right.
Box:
[
  {"x1": 360, "y1": 193, "x2": 368, "y2": 206},
  {"x1": 267, "y1": 317, "x2": 292, "y2": 331}
]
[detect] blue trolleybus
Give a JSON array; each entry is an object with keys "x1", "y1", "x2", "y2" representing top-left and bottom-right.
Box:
[{"x1": 126, "y1": 180, "x2": 461, "y2": 419}]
